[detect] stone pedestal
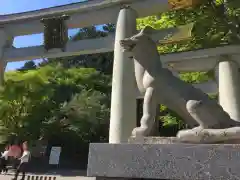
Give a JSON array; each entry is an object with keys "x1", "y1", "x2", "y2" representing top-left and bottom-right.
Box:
[
  {"x1": 109, "y1": 7, "x2": 138, "y2": 143},
  {"x1": 87, "y1": 143, "x2": 240, "y2": 180}
]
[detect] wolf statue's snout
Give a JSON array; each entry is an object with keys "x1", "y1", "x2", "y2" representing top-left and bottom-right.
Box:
[
  {"x1": 119, "y1": 39, "x2": 136, "y2": 52},
  {"x1": 119, "y1": 40, "x2": 135, "y2": 58}
]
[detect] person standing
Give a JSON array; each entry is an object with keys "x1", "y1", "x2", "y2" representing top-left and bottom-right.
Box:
[
  {"x1": 1, "y1": 145, "x2": 9, "y2": 174},
  {"x1": 12, "y1": 142, "x2": 30, "y2": 180},
  {"x1": 8, "y1": 144, "x2": 22, "y2": 170}
]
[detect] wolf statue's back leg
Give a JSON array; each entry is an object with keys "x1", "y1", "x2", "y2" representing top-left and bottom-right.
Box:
[
  {"x1": 162, "y1": 69, "x2": 239, "y2": 129},
  {"x1": 186, "y1": 99, "x2": 237, "y2": 129},
  {"x1": 177, "y1": 99, "x2": 240, "y2": 142}
]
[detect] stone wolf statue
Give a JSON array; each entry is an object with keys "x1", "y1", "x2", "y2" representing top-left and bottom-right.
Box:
[{"x1": 120, "y1": 26, "x2": 239, "y2": 139}]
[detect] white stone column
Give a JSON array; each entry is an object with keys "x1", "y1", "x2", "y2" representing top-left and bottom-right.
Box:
[
  {"x1": 109, "y1": 6, "x2": 137, "y2": 143},
  {"x1": 0, "y1": 29, "x2": 8, "y2": 85},
  {"x1": 218, "y1": 55, "x2": 240, "y2": 122},
  {"x1": 0, "y1": 29, "x2": 8, "y2": 143}
]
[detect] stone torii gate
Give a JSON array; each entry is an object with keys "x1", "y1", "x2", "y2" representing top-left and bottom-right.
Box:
[{"x1": 0, "y1": 0, "x2": 240, "y2": 144}]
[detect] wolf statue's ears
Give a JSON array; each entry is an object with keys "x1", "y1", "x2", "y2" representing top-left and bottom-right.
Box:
[{"x1": 141, "y1": 26, "x2": 155, "y2": 35}]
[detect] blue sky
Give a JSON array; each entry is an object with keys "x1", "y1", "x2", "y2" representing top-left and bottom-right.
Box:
[{"x1": 1, "y1": 0, "x2": 85, "y2": 71}]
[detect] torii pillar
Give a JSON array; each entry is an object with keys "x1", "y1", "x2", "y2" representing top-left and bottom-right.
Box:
[
  {"x1": 0, "y1": 29, "x2": 11, "y2": 85},
  {"x1": 109, "y1": 6, "x2": 137, "y2": 143},
  {"x1": 218, "y1": 55, "x2": 240, "y2": 122}
]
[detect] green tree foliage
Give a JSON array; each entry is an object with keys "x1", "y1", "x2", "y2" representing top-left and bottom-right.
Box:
[
  {"x1": 58, "y1": 89, "x2": 110, "y2": 142},
  {"x1": 0, "y1": 65, "x2": 111, "y2": 144}
]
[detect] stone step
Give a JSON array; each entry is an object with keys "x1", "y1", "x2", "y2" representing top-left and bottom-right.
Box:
[
  {"x1": 0, "y1": 173, "x2": 95, "y2": 180},
  {"x1": 25, "y1": 175, "x2": 95, "y2": 180},
  {"x1": 0, "y1": 175, "x2": 94, "y2": 180},
  {"x1": 26, "y1": 175, "x2": 57, "y2": 180}
]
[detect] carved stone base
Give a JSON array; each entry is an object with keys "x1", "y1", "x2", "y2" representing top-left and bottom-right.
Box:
[
  {"x1": 128, "y1": 136, "x2": 183, "y2": 144},
  {"x1": 129, "y1": 126, "x2": 240, "y2": 144},
  {"x1": 128, "y1": 136, "x2": 240, "y2": 144}
]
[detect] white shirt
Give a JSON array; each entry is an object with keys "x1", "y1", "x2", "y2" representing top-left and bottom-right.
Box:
[
  {"x1": 19, "y1": 150, "x2": 30, "y2": 163},
  {"x1": 1, "y1": 150, "x2": 9, "y2": 160}
]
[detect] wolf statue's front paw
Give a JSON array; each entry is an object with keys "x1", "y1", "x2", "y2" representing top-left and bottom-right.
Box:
[{"x1": 131, "y1": 126, "x2": 151, "y2": 137}]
